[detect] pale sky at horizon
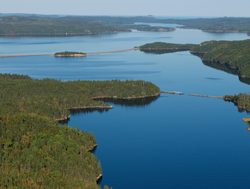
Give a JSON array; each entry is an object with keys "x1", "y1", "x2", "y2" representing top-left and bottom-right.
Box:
[{"x1": 0, "y1": 0, "x2": 250, "y2": 17}]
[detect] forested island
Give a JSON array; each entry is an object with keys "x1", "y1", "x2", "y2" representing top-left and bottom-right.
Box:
[
  {"x1": 0, "y1": 74, "x2": 160, "y2": 188},
  {"x1": 140, "y1": 40, "x2": 250, "y2": 83},
  {"x1": 54, "y1": 51, "x2": 87, "y2": 57}
]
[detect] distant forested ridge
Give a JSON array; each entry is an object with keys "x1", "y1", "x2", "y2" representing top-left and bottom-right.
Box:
[
  {"x1": 157, "y1": 17, "x2": 250, "y2": 35},
  {"x1": 0, "y1": 74, "x2": 160, "y2": 188},
  {"x1": 0, "y1": 15, "x2": 173, "y2": 36},
  {"x1": 140, "y1": 40, "x2": 250, "y2": 83},
  {"x1": 0, "y1": 15, "x2": 250, "y2": 36}
]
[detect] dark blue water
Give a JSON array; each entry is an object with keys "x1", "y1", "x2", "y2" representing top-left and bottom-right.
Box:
[{"x1": 0, "y1": 28, "x2": 250, "y2": 189}]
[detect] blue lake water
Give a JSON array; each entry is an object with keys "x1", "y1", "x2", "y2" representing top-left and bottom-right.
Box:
[{"x1": 0, "y1": 27, "x2": 250, "y2": 189}]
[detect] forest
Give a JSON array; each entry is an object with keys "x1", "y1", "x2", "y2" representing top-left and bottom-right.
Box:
[
  {"x1": 0, "y1": 74, "x2": 160, "y2": 188},
  {"x1": 0, "y1": 74, "x2": 160, "y2": 120},
  {"x1": 0, "y1": 114, "x2": 101, "y2": 189},
  {"x1": 140, "y1": 42, "x2": 196, "y2": 54}
]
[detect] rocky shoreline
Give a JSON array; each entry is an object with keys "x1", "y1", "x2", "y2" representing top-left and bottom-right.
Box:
[
  {"x1": 190, "y1": 51, "x2": 250, "y2": 84},
  {"x1": 224, "y1": 95, "x2": 250, "y2": 113},
  {"x1": 92, "y1": 92, "x2": 161, "y2": 101}
]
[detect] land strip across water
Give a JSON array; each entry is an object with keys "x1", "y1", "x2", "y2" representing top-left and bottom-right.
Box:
[{"x1": 0, "y1": 48, "x2": 137, "y2": 58}]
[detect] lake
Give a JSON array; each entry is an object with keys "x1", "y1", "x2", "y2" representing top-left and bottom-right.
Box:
[{"x1": 0, "y1": 27, "x2": 250, "y2": 189}]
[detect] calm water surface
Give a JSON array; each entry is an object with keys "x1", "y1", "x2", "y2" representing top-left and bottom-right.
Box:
[{"x1": 0, "y1": 27, "x2": 250, "y2": 189}]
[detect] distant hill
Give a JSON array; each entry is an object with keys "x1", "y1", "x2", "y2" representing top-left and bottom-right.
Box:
[
  {"x1": 1, "y1": 14, "x2": 250, "y2": 37},
  {"x1": 0, "y1": 15, "x2": 174, "y2": 36},
  {"x1": 160, "y1": 17, "x2": 250, "y2": 35}
]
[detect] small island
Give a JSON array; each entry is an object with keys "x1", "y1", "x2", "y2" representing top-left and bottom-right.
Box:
[{"x1": 54, "y1": 51, "x2": 87, "y2": 57}]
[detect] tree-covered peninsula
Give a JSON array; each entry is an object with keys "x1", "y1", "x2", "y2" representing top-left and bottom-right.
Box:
[
  {"x1": 0, "y1": 74, "x2": 160, "y2": 188},
  {"x1": 0, "y1": 74, "x2": 160, "y2": 120},
  {"x1": 224, "y1": 94, "x2": 250, "y2": 129},
  {"x1": 140, "y1": 42, "x2": 196, "y2": 54},
  {"x1": 140, "y1": 40, "x2": 250, "y2": 83},
  {"x1": 224, "y1": 94, "x2": 250, "y2": 113}
]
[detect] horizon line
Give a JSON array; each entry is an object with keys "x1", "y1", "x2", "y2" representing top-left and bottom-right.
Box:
[{"x1": 1, "y1": 12, "x2": 250, "y2": 18}]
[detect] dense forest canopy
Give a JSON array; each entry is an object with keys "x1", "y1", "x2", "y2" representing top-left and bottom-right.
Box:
[
  {"x1": 0, "y1": 74, "x2": 160, "y2": 188},
  {"x1": 0, "y1": 114, "x2": 101, "y2": 189}
]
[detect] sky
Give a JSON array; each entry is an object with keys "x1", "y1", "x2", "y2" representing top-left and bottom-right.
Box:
[{"x1": 0, "y1": 0, "x2": 250, "y2": 17}]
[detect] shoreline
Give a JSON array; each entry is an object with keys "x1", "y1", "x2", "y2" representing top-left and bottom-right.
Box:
[
  {"x1": 139, "y1": 41, "x2": 250, "y2": 85},
  {"x1": 55, "y1": 93, "x2": 160, "y2": 122},
  {"x1": 69, "y1": 105, "x2": 113, "y2": 111},
  {"x1": 92, "y1": 92, "x2": 161, "y2": 101}
]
